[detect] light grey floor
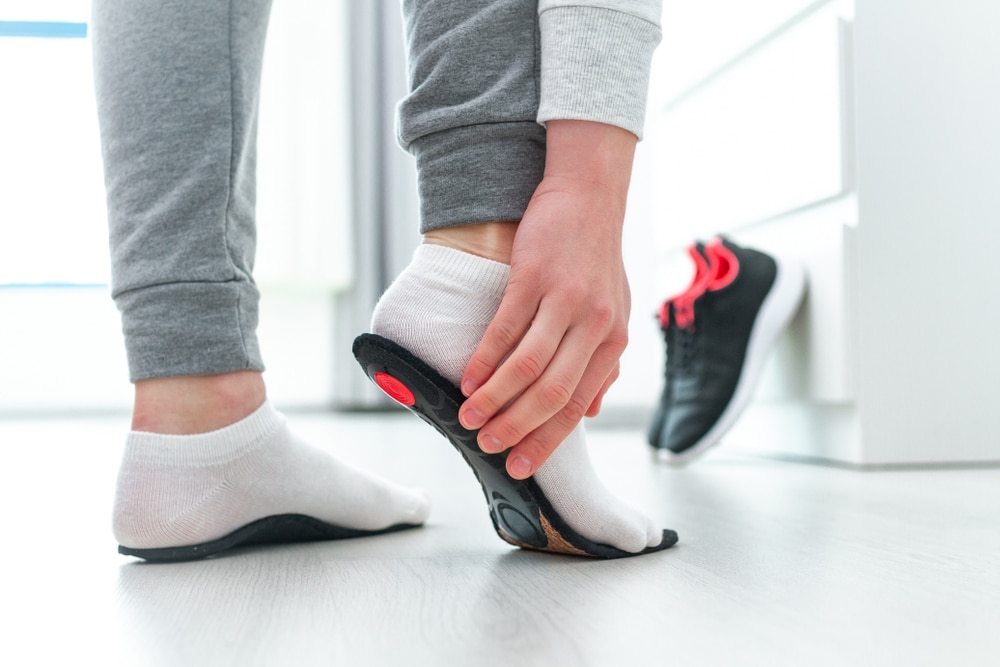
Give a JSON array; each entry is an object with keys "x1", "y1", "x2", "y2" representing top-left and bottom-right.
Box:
[{"x1": 2, "y1": 410, "x2": 998, "y2": 666}]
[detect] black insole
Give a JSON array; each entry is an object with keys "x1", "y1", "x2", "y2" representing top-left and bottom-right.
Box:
[
  {"x1": 353, "y1": 333, "x2": 678, "y2": 559},
  {"x1": 119, "y1": 514, "x2": 417, "y2": 562}
]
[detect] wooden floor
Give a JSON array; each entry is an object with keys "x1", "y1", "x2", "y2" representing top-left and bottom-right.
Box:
[{"x1": 2, "y1": 411, "x2": 998, "y2": 666}]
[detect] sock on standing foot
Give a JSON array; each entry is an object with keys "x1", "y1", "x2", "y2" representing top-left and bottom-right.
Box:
[
  {"x1": 372, "y1": 243, "x2": 662, "y2": 553},
  {"x1": 113, "y1": 401, "x2": 431, "y2": 550}
]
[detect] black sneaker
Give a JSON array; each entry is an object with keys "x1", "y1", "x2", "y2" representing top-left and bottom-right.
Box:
[{"x1": 647, "y1": 237, "x2": 806, "y2": 464}]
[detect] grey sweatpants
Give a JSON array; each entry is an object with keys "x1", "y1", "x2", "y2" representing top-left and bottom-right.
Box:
[{"x1": 92, "y1": 0, "x2": 546, "y2": 381}]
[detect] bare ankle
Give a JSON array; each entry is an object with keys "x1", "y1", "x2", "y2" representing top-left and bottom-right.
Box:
[
  {"x1": 131, "y1": 370, "x2": 266, "y2": 434},
  {"x1": 422, "y1": 220, "x2": 518, "y2": 265}
]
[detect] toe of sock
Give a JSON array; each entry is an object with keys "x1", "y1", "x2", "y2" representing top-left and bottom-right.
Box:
[
  {"x1": 646, "y1": 516, "x2": 665, "y2": 549},
  {"x1": 399, "y1": 488, "x2": 433, "y2": 526},
  {"x1": 600, "y1": 513, "x2": 666, "y2": 553},
  {"x1": 366, "y1": 481, "x2": 433, "y2": 528}
]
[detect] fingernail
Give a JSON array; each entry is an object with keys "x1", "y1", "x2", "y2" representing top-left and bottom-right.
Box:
[
  {"x1": 462, "y1": 408, "x2": 485, "y2": 429},
  {"x1": 508, "y1": 456, "x2": 533, "y2": 479},
  {"x1": 461, "y1": 379, "x2": 479, "y2": 397},
  {"x1": 480, "y1": 433, "x2": 504, "y2": 454}
]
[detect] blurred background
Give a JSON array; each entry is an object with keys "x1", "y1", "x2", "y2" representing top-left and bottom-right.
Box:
[{"x1": 2, "y1": 0, "x2": 998, "y2": 466}]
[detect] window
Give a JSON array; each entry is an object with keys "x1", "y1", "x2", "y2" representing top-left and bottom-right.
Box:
[
  {"x1": 0, "y1": 2, "x2": 355, "y2": 413},
  {"x1": 0, "y1": 5, "x2": 106, "y2": 285}
]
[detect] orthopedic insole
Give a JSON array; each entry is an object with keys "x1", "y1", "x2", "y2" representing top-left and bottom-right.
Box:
[
  {"x1": 118, "y1": 514, "x2": 417, "y2": 562},
  {"x1": 353, "y1": 333, "x2": 678, "y2": 559}
]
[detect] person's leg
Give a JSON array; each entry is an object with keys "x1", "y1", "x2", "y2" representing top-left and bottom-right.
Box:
[
  {"x1": 92, "y1": 0, "x2": 428, "y2": 559},
  {"x1": 372, "y1": 0, "x2": 663, "y2": 553}
]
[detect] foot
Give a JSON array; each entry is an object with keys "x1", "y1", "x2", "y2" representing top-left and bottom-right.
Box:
[
  {"x1": 114, "y1": 380, "x2": 430, "y2": 560},
  {"x1": 370, "y1": 242, "x2": 667, "y2": 554}
]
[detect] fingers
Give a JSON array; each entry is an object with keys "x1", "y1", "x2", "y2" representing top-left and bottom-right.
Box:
[
  {"x1": 464, "y1": 331, "x2": 625, "y2": 477},
  {"x1": 500, "y1": 344, "x2": 624, "y2": 479},
  {"x1": 586, "y1": 362, "x2": 620, "y2": 418},
  {"x1": 459, "y1": 302, "x2": 574, "y2": 432},
  {"x1": 459, "y1": 280, "x2": 536, "y2": 400},
  {"x1": 460, "y1": 277, "x2": 623, "y2": 426},
  {"x1": 470, "y1": 328, "x2": 590, "y2": 454},
  {"x1": 459, "y1": 278, "x2": 628, "y2": 466}
]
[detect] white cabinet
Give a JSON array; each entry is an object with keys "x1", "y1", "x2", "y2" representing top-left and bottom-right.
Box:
[
  {"x1": 653, "y1": 3, "x2": 850, "y2": 244},
  {"x1": 625, "y1": 0, "x2": 1000, "y2": 465}
]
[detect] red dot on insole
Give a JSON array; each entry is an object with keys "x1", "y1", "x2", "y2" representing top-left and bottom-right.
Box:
[{"x1": 374, "y1": 372, "x2": 415, "y2": 406}]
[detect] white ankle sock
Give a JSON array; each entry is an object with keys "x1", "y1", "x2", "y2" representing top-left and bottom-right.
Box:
[
  {"x1": 113, "y1": 401, "x2": 431, "y2": 549},
  {"x1": 372, "y1": 244, "x2": 662, "y2": 553}
]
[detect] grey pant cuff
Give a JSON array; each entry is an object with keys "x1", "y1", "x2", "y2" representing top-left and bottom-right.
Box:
[
  {"x1": 115, "y1": 281, "x2": 263, "y2": 381},
  {"x1": 411, "y1": 122, "x2": 546, "y2": 232}
]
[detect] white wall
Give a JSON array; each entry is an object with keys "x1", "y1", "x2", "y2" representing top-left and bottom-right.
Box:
[{"x1": 853, "y1": 0, "x2": 1000, "y2": 462}]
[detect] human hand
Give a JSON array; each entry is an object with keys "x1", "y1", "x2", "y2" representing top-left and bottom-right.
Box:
[{"x1": 457, "y1": 120, "x2": 638, "y2": 479}]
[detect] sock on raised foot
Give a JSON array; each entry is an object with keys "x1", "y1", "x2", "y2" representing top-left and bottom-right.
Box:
[
  {"x1": 372, "y1": 243, "x2": 662, "y2": 553},
  {"x1": 113, "y1": 401, "x2": 431, "y2": 550}
]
